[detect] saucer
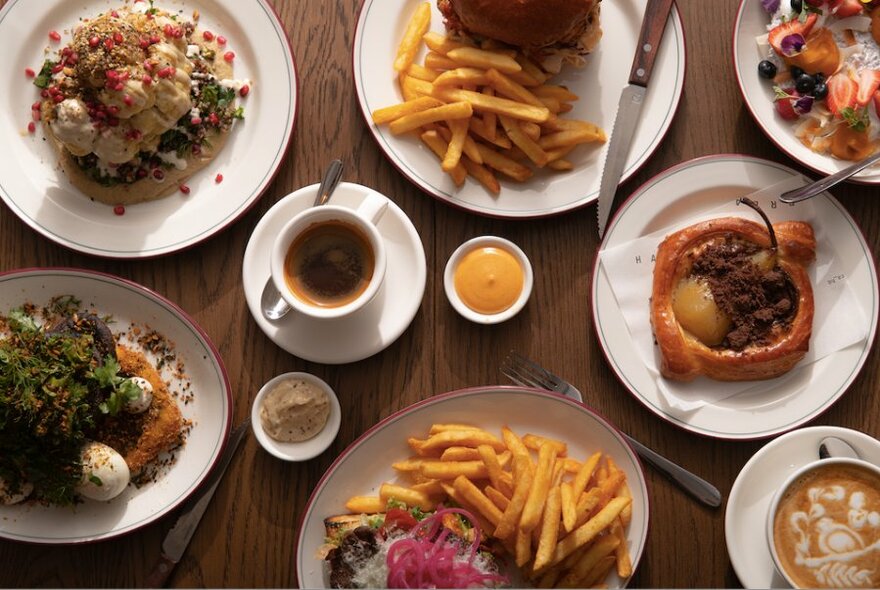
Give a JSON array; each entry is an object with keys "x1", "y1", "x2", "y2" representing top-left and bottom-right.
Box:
[
  {"x1": 725, "y1": 426, "x2": 880, "y2": 588},
  {"x1": 242, "y1": 182, "x2": 426, "y2": 364}
]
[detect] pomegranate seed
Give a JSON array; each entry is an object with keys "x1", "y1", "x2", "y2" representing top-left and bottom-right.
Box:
[
  {"x1": 61, "y1": 47, "x2": 72, "y2": 56},
  {"x1": 142, "y1": 74, "x2": 153, "y2": 85},
  {"x1": 217, "y1": 35, "x2": 227, "y2": 45},
  {"x1": 108, "y1": 105, "x2": 120, "y2": 115},
  {"x1": 223, "y1": 51, "x2": 235, "y2": 62},
  {"x1": 202, "y1": 30, "x2": 214, "y2": 41},
  {"x1": 32, "y1": 101, "x2": 42, "y2": 110},
  {"x1": 113, "y1": 205, "x2": 125, "y2": 215},
  {"x1": 136, "y1": 168, "x2": 148, "y2": 179},
  {"x1": 48, "y1": 30, "x2": 61, "y2": 42},
  {"x1": 106, "y1": 69, "x2": 119, "y2": 80},
  {"x1": 110, "y1": 10, "x2": 119, "y2": 17},
  {"x1": 90, "y1": 36, "x2": 100, "y2": 47},
  {"x1": 164, "y1": 24, "x2": 173, "y2": 37},
  {"x1": 32, "y1": 109, "x2": 41, "y2": 121},
  {"x1": 215, "y1": 173, "x2": 223, "y2": 183},
  {"x1": 114, "y1": 32, "x2": 123, "y2": 44},
  {"x1": 123, "y1": 95, "x2": 133, "y2": 106},
  {"x1": 24, "y1": 68, "x2": 36, "y2": 78},
  {"x1": 239, "y1": 84, "x2": 250, "y2": 97},
  {"x1": 139, "y1": 38, "x2": 150, "y2": 49},
  {"x1": 144, "y1": 60, "x2": 154, "y2": 72},
  {"x1": 179, "y1": 184, "x2": 190, "y2": 195},
  {"x1": 107, "y1": 117, "x2": 119, "y2": 127},
  {"x1": 104, "y1": 38, "x2": 115, "y2": 50},
  {"x1": 150, "y1": 35, "x2": 160, "y2": 44},
  {"x1": 153, "y1": 169, "x2": 165, "y2": 180},
  {"x1": 192, "y1": 144, "x2": 202, "y2": 155},
  {"x1": 51, "y1": 64, "x2": 64, "y2": 74},
  {"x1": 208, "y1": 112, "x2": 219, "y2": 125},
  {"x1": 27, "y1": 122, "x2": 36, "y2": 133},
  {"x1": 67, "y1": 52, "x2": 78, "y2": 64},
  {"x1": 119, "y1": 70, "x2": 129, "y2": 81},
  {"x1": 190, "y1": 116, "x2": 202, "y2": 125},
  {"x1": 53, "y1": 94, "x2": 64, "y2": 103},
  {"x1": 114, "y1": 82, "x2": 124, "y2": 91}
]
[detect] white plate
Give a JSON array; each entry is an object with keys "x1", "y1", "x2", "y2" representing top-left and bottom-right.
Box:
[
  {"x1": 295, "y1": 386, "x2": 650, "y2": 588},
  {"x1": 0, "y1": 268, "x2": 232, "y2": 544},
  {"x1": 242, "y1": 182, "x2": 427, "y2": 365},
  {"x1": 0, "y1": 0, "x2": 298, "y2": 258},
  {"x1": 353, "y1": 0, "x2": 686, "y2": 218},
  {"x1": 733, "y1": 0, "x2": 880, "y2": 184},
  {"x1": 725, "y1": 426, "x2": 880, "y2": 588},
  {"x1": 591, "y1": 155, "x2": 878, "y2": 440}
]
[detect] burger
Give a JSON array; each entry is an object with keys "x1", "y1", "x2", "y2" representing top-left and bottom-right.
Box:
[{"x1": 437, "y1": 0, "x2": 602, "y2": 71}]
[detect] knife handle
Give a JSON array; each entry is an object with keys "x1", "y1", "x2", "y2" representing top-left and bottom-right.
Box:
[
  {"x1": 629, "y1": 0, "x2": 675, "y2": 86},
  {"x1": 144, "y1": 553, "x2": 176, "y2": 588}
]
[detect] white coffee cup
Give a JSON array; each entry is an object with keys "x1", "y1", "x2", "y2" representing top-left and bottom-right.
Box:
[
  {"x1": 271, "y1": 190, "x2": 388, "y2": 320},
  {"x1": 766, "y1": 456, "x2": 880, "y2": 589}
]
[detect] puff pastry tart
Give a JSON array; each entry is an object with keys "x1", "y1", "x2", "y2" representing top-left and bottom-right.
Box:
[{"x1": 650, "y1": 216, "x2": 815, "y2": 382}]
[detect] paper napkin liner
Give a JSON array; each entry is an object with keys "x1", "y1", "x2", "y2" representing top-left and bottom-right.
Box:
[{"x1": 599, "y1": 176, "x2": 869, "y2": 412}]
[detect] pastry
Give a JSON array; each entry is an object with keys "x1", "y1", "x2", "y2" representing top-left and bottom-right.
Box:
[{"x1": 650, "y1": 203, "x2": 815, "y2": 382}]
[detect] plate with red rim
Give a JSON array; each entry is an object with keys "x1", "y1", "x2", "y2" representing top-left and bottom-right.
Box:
[
  {"x1": 591, "y1": 154, "x2": 878, "y2": 440},
  {"x1": 352, "y1": 0, "x2": 686, "y2": 218},
  {"x1": 294, "y1": 386, "x2": 650, "y2": 588},
  {"x1": 0, "y1": 267, "x2": 232, "y2": 544},
  {"x1": 0, "y1": 0, "x2": 298, "y2": 258},
  {"x1": 733, "y1": 0, "x2": 880, "y2": 184}
]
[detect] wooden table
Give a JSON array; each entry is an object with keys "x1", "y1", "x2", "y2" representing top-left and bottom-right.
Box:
[{"x1": 1, "y1": 0, "x2": 879, "y2": 587}]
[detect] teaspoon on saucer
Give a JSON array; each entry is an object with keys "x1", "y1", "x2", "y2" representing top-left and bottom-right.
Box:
[
  {"x1": 819, "y1": 436, "x2": 860, "y2": 460},
  {"x1": 260, "y1": 159, "x2": 344, "y2": 320}
]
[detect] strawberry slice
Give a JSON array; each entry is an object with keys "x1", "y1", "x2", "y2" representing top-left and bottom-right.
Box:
[
  {"x1": 857, "y1": 70, "x2": 880, "y2": 106},
  {"x1": 874, "y1": 90, "x2": 880, "y2": 118},
  {"x1": 776, "y1": 95, "x2": 800, "y2": 120},
  {"x1": 768, "y1": 13, "x2": 818, "y2": 56},
  {"x1": 827, "y1": 74, "x2": 859, "y2": 116},
  {"x1": 829, "y1": 0, "x2": 865, "y2": 17}
]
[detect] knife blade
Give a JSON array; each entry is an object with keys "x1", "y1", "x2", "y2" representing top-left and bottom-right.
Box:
[
  {"x1": 597, "y1": 0, "x2": 675, "y2": 239},
  {"x1": 144, "y1": 421, "x2": 249, "y2": 588}
]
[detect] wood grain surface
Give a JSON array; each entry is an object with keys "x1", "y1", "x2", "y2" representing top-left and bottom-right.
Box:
[{"x1": 1, "y1": 0, "x2": 879, "y2": 587}]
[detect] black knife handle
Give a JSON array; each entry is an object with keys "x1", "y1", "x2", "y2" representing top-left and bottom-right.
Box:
[
  {"x1": 629, "y1": 0, "x2": 676, "y2": 86},
  {"x1": 143, "y1": 553, "x2": 176, "y2": 588}
]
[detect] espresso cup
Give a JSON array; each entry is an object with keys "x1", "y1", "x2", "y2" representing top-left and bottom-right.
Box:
[
  {"x1": 271, "y1": 189, "x2": 388, "y2": 320},
  {"x1": 766, "y1": 457, "x2": 880, "y2": 589}
]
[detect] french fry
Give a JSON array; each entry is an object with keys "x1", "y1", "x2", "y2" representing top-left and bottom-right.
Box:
[
  {"x1": 436, "y1": 125, "x2": 483, "y2": 164},
  {"x1": 495, "y1": 454, "x2": 534, "y2": 540},
  {"x1": 479, "y1": 38, "x2": 518, "y2": 57},
  {"x1": 410, "y1": 479, "x2": 445, "y2": 496},
  {"x1": 424, "y1": 51, "x2": 459, "y2": 71},
  {"x1": 521, "y1": 121, "x2": 541, "y2": 141},
  {"x1": 440, "y1": 482, "x2": 495, "y2": 534},
  {"x1": 520, "y1": 443, "x2": 558, "y2": 532},
  {"x1": 399, "y1": 73, "x2": 418, "y2": 101},
  {"x1": 584, "y1": 555, "x2": 617, "y2": 587},
  {"x1": 563, "y1": 457, "x2": 583, "y2": 473},
  {"x1": 379, "y1": 483, "x2": 435, "y2": 511},
  {"x1": 545, "y1": 144, "x2": 577, "y2": 163},
  {"x1": 558, "y1": 102, "x2": 574, "y2": 114},
  {"x1": 612, "y1": 518, "x2": 633, "y2": 578},
  {"x1": 485, "y1": 485, "x2": 511, "y2": 512},
  {"x1": 482, "y1": 87, "x2": 498, "y2": 141},
  {"x1": 501, "y1": 426, "x2": 531, "y2": 462},
  {"x1": 468, "y1": 118, "x2": 512, "y2": 149},
  {"x1": 429, "y1": 423, "x2": 482, "y2": 434},
  {"x1": 432, "y1": 87, "x2": 550, "y2": 123},
  {"x1": 415, "y1": 428, "x2": 506, "y2": 455},
  {"x1": 477, "y1": 444, "x2": 507, "y2": 494},
  {"x1": 533, "y1": 486, "x2": 562, "y2": 571},
  {"x1": 618, "y1": 482, "x2": 633, "y2": 527},
  {"x1": 458, "y1": 157, "x2": 498, "y2": 194},
  {"x1": 407, "y1": 63, "x2": 439, "y2": 82},
  {"x1": 521, "y1": 433, "x2": 568, "y2": 456},
  {"x1": 389, "y1": 101, "x2": 473, "y2": 135},
  {"x1": 538, "y1": 96, "x2": 563, "y2": 113},
  {"x1": 552, "y1": 497, "x2": 631, "y2": 565},
  {"x1": 394, "y1": 3, "x2": 431, "y2": 72},
  {"x1": 400, "y1": 74, "x2": 435, "y2": 98},
  {"x1": 421, "y1": 459, "x2": 490, "y2": 480},
  {"x1": 508, "y1": 69, "x2": 542, "y2": 88},
  {"x1": 442, "y1": 118, "x2": 469, "y2": 172},
  {"x1": 560, "y1": 481, "x2": 577, "y2": 532},
  {"x1": 446, "y1": 46, "x2": 522, "y2": 74},
  {"x1": 393, "y1": 455, "x2": 441, "y2": 472},
  {"x1": 433, "y1": 67, "x2": 489, "y2": 87},
  {"x1": 516, "y1": 54, "x2": 551, "y2": 85},
  {"x1": 538, "y1": 123, "x2": 606, "y2": 149},
  {"x1": 345, "y1": 495, "x2": 384, "y2": 513},
  {"x1": 548, "y1": 159, "x2": 573, "y2": 171},
  {"x1": 516, "y1": 527, "x2": 532, "y2": 567},
  {"x1": 486, "y1": 68, "x2": 545, "y2": 108},
  {"x1": 475, "y1": 144, "x2": 533, "y2": 182},
  {"x1": 420, "y1": 130, "x2": 467, "y2": 186},
  {"x1": 453, "y1": 475, "x2": 504, "y2": 527},
  {"x1": 499, "y1": 115, "x2": 549, "y2": 167},
  {"x1": 536, "y1": 566, "x2": 563, "y2": 588},
  {"x1": 558, "y1": 535, "x2": 621, "y2": 587},
  {"x1": 440, "y1": 446, "x2": 482, "y2": 461},
  {"x1": 422, "y1": 31, "x2": 466, "y2": 55},
  {"x1": 573, "y1": 452, "x2": 602, "y2": 498},
  {"x1": 535, "y1": 85, "x2": 579, "y2": 102},
  {"x1": 371, "y1": 96, "x2": 443, "y2": 125}
]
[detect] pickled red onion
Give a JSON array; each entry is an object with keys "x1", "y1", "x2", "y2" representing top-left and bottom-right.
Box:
[{"x1": 385, "y1": 507, "x2": 508, "y2": 588}]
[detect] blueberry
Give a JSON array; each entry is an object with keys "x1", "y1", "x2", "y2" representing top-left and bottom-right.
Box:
[
  {"x1": 796, "y1": 74, "x2": 816, "y2": 94},
  {"x1": 758, "y1": 60, "x2": 778, "y2": 79},
  {"x1": 814, "y1": 72, "x2": 826, "y2": 84},
  {"x1": 791, "y1": 0, "x2": 803, "y2": 11},
  {"x1": 790, "y1": 66, "x2": 805, "y2": 80},
  {"x1": 813, "y1": 82, "x2": 828, "y2": 100}
]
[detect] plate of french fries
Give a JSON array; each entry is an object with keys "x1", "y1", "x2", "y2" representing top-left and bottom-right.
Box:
[
  {"x1": 352, "y1": 0, "x2": 685, "y2": 218},
  {"x1": 295, "y1": 386, "x2": 649, "y2": 588}
]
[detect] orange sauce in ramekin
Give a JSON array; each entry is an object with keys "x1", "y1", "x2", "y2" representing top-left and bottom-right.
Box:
[{"x1": 453, "y1": 246, "x2": 524, "y2": 314}]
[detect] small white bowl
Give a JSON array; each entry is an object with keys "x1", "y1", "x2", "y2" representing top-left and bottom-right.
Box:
[
  {"x1": 444, "y1": 236, "x2": 533, "y2": 324},
  {"x1": 251, "y1": 372, "x2": 341, "y2": 462}
]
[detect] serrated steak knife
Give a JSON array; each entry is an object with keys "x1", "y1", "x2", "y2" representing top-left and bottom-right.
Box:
[{"x1": 597, "y1": 0, "x2": 675, "y2": 238}]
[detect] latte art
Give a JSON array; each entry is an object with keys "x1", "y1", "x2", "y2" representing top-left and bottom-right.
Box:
[{"x1": 773, "y1": 464, "x2": 880, "y2": 588}]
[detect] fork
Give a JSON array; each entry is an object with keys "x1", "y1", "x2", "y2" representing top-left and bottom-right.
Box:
[{"x1": 501, "y1": 351, "x2": 722, "y2": 508}]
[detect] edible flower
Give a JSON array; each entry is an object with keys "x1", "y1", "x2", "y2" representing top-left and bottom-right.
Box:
[
  {"x1": 794, "y1": 95, "x2": 814, "y2": 114},
  {"x1": 761, "y1": 0, "x2": 780, "y2": 13},
  {"x1": 780, "y1": 33, "x2": 806, "y2": 57}
]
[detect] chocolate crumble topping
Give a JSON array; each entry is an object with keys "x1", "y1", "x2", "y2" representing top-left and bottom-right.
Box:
[{"x1": 690, "y1": 236, "x2": 798, "y2": 350}]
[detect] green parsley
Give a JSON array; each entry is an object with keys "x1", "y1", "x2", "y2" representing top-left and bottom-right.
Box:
[
  {"x1": 841, "y1": 107, "x2": 870, "y2": 132},
  {"x1": 33, "y1": 60, "x2": 56, "y2": 89}
]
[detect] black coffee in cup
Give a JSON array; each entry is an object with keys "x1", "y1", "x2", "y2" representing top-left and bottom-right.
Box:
[{"x1": 283, "y1": 220, "x2": 375, "y2": 308}]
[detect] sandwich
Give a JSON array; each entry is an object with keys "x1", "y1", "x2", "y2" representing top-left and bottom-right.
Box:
[{"x1": 437, "y1": 0, "x2": 602, "y2": 71}]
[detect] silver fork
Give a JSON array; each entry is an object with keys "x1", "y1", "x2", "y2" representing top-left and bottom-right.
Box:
[{"x1": 501, "y1": 351, "x2": 722, "y2": 508}]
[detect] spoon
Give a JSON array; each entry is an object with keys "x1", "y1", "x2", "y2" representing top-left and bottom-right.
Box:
[
  {"x1": 819, "y1": 436, "x2": 860, "y2": 460},
  {"x1": 260, "y1": 159, "x2": 344, "y2": 320},
  {"x1": 779, "y1": 150, "x2": 880, "y2": 203}
]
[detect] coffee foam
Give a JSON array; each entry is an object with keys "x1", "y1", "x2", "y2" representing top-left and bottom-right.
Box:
[{"x1": 773, "y1": 464, "x2": 880, "y2": 588}]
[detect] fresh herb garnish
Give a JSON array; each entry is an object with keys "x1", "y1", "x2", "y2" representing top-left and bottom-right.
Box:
[
  {"x1": 88, "y1": 474, "x2": 103, "y2": 486},
  {"x1": 841, "y1": 107, "x2": 869, "y2": 132},
  {"x1": 386, "y1": 498, "x2": 407, "y2": 510},
  {"x1": 33, "y1": 60, "x2": 56, "y2": 89},
  {"x1": 91, "y1": 357, "x2": 142, "y2": 415}
]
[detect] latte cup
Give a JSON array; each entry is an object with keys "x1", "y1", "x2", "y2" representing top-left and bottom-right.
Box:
[
  {"x1": 270, "y1": 189, "x2": 388, "y2": 320},
  {"x1": 766, "y1": 457, "x2": 880, "y2": 589}
]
